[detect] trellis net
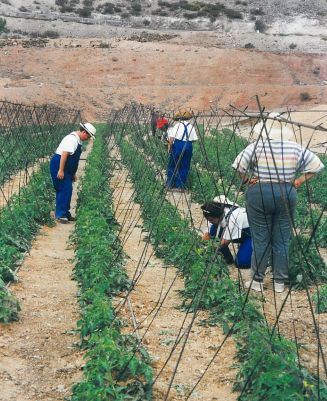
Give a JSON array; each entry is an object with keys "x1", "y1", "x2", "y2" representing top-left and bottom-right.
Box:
[{"x1": 104, "y1": 101, "x2": 327, "y2": 400}]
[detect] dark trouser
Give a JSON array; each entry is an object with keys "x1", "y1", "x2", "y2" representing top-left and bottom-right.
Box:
[{"x1": 246, "y1": 183, "x2": 297, "y2": 283}]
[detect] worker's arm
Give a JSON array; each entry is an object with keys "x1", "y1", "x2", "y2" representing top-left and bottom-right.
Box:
[
  {"x1": 293, "y1": 172, "x2": 315, "y2": 189},
  {"x1": 167, "y1": 137, "x2": 174, "y2": 152},
  {"x1": 238, "y1": 172, "x2": 258, "y2": 186},
  {"x1": 219, "y1": 238, "x2": 230, "y2": 248},
  {"x1": 57, "y1": 151, "x2": 70, "y2": 179}
]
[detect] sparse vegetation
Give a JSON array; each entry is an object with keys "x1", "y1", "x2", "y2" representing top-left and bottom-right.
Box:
[
  {"x1": 153, "y1": 1, "x2": 244, "y2": 22},
  {"x1": 0, "y1": 17, "x2": 9, "y2": 34},
  {"x1": 289, "y1": 43, "x2": 297, "y2": 49},
  {"x1": 312, "y1": 66, "x2": 320, "y2": 75},
  {"x1": 224, "y1": 8, "x2": 243, "y2": 19},
  {"x1": 244, "y1": 42, "x2": 255, "y2": 48},
  {"x1": 77, "y1": 7, "x2": 92, "y2": 17},
  {"x1": 19, "y1": 6, "x2": 28, "y2": 12},
  {"x1": 130, "y1": 1, "x2": 142, "y2": 16},
  {"x1": 55, "y1": 0, "x2": 78, "y2": 13},
  {"x1": 41, "y1": 30, "x2": 60, "y2": 39},
  {"x1": 254, "y1": 19, "x2": 267, "y2": 32},
  {"x1": 1, "y1": 0, "x2": 12, "y2": 5},
  {"x1": 313, "y1": 285, "x2": 327, "y2": 313},
  {"x1": 96, "y1": 2, "x2": 121, "y2": 14},
  {"x1": 300, "y1": 92, "x2": 312, "y2": 101},
  {"x1": 250, "y1": 7, "x2": 265, "y2": 15}
]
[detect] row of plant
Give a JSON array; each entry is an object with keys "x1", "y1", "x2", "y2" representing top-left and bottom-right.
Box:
[
  {"x1": 69, "y1": 127, "x2": 153, "y2": 401},
  {"x1": 0, "y1": 162, "x2": 55, "y2": 322},
  {"x1": 112, "y1": 128, "x2": 327, "y2": 400}
]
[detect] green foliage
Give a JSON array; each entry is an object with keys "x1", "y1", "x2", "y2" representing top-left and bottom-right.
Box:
[
  {"x1": 70, "y1": 128, "x2": 152, "y2": 401},
  {"x1": 235, "y1": 325, "x2": 327, "y2": 400},
  {"x1": 289, "y1": 236, "x2": 327, "y2": 288},
  {"x1": 0, "y1": 288, "x2": 20, "y2": 323},
  {"x1": 313, "y1": 285, "x2": 327, "y2": 313}
]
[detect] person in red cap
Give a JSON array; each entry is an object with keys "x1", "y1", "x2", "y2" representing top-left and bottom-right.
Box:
[
  {"x1": 156, "y1": 115, "x2": 169, "y2": 142},
  {"x1": 50, "y1": 122, "x2": 96, "y2": 223}
]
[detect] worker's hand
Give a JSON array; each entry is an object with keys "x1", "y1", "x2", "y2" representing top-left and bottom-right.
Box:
[
  {"x1": 57, "y1": 170, "x2": 64, "y2": 180},
  {"x1": 247, "y1": 177, "x2": 258, "y2": 186},
  {"x1": 202, "y1": 232, "x2": 211, "y2": 240},
  {"x1": 293, "y1": 179, "x2": 302, "y2": 189}
]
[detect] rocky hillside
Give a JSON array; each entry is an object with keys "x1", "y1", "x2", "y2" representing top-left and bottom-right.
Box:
[{"x1": 1, "y1": 0, "x2": 327, "y2": 52}]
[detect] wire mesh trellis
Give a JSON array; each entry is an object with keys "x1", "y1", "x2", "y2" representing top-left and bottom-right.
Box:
[
  {"x1": 0, "y1": 100, "x2": 81, "y2": 210},
  {"x1": 104, "y1": 101, "x2": 327, "y2": 400},
  {"x1": 0, "y1": 100, "x2": 81, "y2": 322}
]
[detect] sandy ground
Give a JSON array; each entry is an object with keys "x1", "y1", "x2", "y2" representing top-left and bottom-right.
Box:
[{"x1": 0, "y1": 146, "x2": 91, "y2": 401}]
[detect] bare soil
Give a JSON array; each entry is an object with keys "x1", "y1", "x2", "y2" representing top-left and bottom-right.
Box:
[{"x1": 0, "y1": 36, "x2": 327, "y2": 121}]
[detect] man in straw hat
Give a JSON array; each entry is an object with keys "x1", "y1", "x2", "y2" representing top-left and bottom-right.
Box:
[
  {"x1": 201, "y1": 195, "x2": 252, "y2": 268},
  {"x1": 232, "y1": 112, "x2": 324, "y2": 292},
  {"x1": 50, "y1": 122, "x2": 96, "y2": 223},
  {"x1": 166, "y1": 110, "x2": 198, "y2": 192}
]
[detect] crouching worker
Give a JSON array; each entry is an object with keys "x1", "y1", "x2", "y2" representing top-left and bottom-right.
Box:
[
  {"x1": 50, "y1": 122, "x2": 96, "y2": 223},
  {"x1": 201, "y1": 197, "x2": 252, "y2": 268}
]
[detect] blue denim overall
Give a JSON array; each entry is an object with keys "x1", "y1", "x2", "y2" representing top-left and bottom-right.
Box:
[
  {"x1": 166, "y1": 123, "x2": 193, "y2": 189},
  {"x1": 50, "y1": 136, "x2": 82, "y2": 219}
]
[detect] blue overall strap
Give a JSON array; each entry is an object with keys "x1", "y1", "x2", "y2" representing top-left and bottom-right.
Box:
[
  {"x1": 181, "y1": 123, "x2": 190, "y2": 141},
  {"x1": 65, "y1": 135, "x2": 82, "y2": 176},
  {"x1": 218, "y1": 206, "x2": 239, "y2": 238}
]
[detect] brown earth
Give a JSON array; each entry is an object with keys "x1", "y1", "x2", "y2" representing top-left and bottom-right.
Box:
[{"x1": 0, "y1": 36, "x2": 327, "y2": 121}]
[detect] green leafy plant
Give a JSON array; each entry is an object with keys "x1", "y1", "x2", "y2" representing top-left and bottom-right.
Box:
[
  {"x1": 313, "y1": 285, "x2": 327, "y2": 313},
  {"x1": 70, "y1": 128, "x2": 152, "y2": 401}
]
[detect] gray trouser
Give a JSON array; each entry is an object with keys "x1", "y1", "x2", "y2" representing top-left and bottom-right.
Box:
[{"x1": 246, "y1": 182, "x2": 297, "y2": 283}]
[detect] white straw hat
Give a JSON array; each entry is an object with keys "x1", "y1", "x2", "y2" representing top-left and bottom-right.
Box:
[
  {"x1": 80, "y1": 122, "x2": 96, "y2": 138},
  {"x1": 253, "y1": 113, "x2": 295, "y2": 141},
  {"x1": 213, "y1": 195, "x2": 239, "y2": 207}
]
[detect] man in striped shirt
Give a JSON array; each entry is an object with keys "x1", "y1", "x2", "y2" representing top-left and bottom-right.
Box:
[{"x1": 232, "y1": 114, "x2": 324, "y2": 293}]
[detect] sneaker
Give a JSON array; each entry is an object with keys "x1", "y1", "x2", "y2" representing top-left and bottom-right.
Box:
[
  {"x1": 56, "y1": 217, "x2": 69, "y2": 224},
  {"x1": 245, "y1": 279, "x2": 264, "y2": 292},
  {"x1": 273, "y1": 281, "x2": 285, "y2": 293}
]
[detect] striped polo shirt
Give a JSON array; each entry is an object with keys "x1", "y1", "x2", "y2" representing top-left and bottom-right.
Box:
[{"x1": 232, "y1": 139, "x2": 324, "y2": 183}]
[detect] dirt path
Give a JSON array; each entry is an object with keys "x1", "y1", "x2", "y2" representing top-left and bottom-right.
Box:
[
  {"x1": 0, "y1": 146, "x2": 91, "y2": 401},
  {"x1": 110, "y1": 147, "x2": 239, "y2": 401}
]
